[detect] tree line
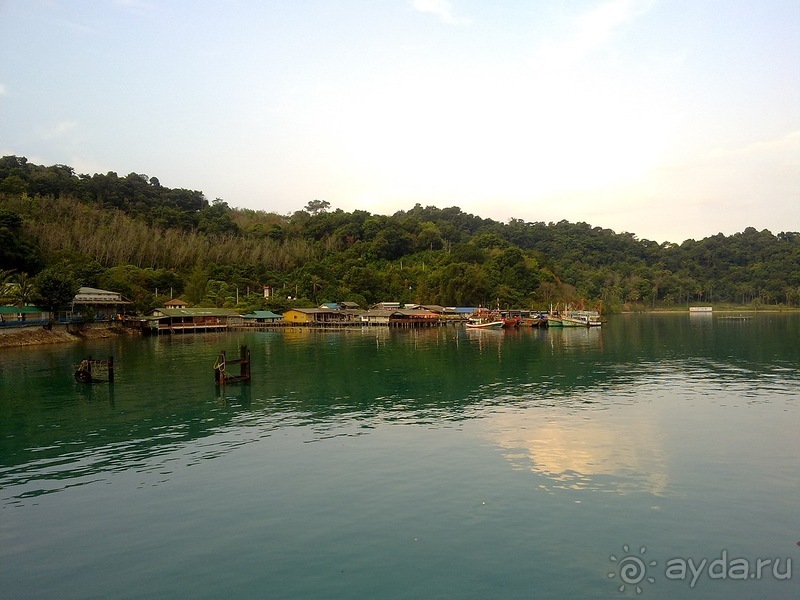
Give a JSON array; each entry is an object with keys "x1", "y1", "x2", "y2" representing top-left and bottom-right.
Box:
[{"x1": 1, "y1": 155, "x2": 799, "y2": 315}]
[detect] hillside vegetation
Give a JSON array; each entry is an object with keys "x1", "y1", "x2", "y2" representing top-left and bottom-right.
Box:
[{"x1": 1, "y1": 155, "x2": 799, "y2": 315}]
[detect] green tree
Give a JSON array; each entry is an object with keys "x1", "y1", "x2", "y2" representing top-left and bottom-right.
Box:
[
  {"x1": 0, "y1": 209, "x2": 41, "y2": 273},
  {"x1": 371, "y1": 226, "x2": 413, "y2": 261},
  {"x1": 309, "y1": 275, "x2": 325, "y2": 304},
  {"x1": 0, "y1": 268, "x2": 14, "y2": 303},
  {"x1": 197, "y1": 200, "x2": 239, "y2": 236},
  {"x1": 10, "y1": 272, "x2": 37, "y2": 318},
  {"x1": 0, "y1": 174, "x2": 28, "y2": 195},
  {"x1": 204, "y1": 280, "x2": 234, "y2": 307},
  {"x1": 343, "y1": 265, "x2": 383, "y2": 305},
  {"x1": 415, "y1": 222, "x2": 444, "y2": 251},
  {"x1": 305, "y1": 199, "x2": 331, "y2": 216},
  {"x1": 184, "y1": 264, "x2": 208, "y2": 306},
  {"x1": 36, "y1": 268, "x2": 79, "y2": 316}
]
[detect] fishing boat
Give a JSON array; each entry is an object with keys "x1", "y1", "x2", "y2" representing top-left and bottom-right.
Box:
[
  {"x1": 547, "y1": 304, "x2": 563, "y2": 327},
  {"x1": 466, "y1": 318, "x2": 504, "y2": 329},
  {"x1": 523, "y1": 312, "x2": 549, "y2": 327},
  {"x1": 561, "y1": 310, "x2": 602, "y2": 327},
  {"x1": 466, "y1": 308, "x2": 505, "y2": 329}
]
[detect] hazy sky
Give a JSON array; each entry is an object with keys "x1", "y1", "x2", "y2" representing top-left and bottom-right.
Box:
[{"x1": 1, "y1": 0, "x2": 798, "y2": 243}]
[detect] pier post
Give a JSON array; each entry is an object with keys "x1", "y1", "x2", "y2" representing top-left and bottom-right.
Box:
[
  {"x1": 239, "y1": 345, "x2": 251, "y2": 381},
  {"x1": 214, "y1": 350, "x2": 226, "y2": 385}
]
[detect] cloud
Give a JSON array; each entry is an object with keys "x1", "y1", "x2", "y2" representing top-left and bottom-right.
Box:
[
  {"x1": 113, "y1": 0, "x2": 155, "y2": 15},
  {"x1": 576, "y1": 0, "x2": 651, "y2": 44},
  {"x1": 536, "y1": 0, "x2": 653, "y2": 69},
  {"x1": 411, "y1": 0, "x2": 470, "y2": 25},
  {"x1": 39, "y1": 121, "x2": 78, "y2": 140},
  {"x1": 705, "y1": 130, "x2": 800, "y2": 164},
  {"x1": 69, "y1": 156, "x2": 110, "y2": 176},
  {"x1": 0, "y1": 83, "x2": 7, "y2": 96}
]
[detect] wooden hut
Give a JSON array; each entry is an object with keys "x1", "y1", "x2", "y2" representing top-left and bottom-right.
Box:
[
  {"x1": 146, "y1": 307, "x2": 242, "y2": 335},
  {"x1": 72, "y1": 287, "x2": 131, "y2": 320},
  {"x1": 164, "y1": 298, "x2": 189, "y2": 309}
]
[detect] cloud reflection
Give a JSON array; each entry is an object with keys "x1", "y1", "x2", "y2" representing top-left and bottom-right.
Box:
[{"x1": 484, "y1": 404, "x2": 669, "y2": 496}]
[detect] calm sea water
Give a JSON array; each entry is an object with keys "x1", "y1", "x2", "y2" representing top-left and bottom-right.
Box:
[{"x1": 1, "y1": 314, "x2": 798, "y2": 599}]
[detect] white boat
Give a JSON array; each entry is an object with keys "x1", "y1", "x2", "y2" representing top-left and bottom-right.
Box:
[
  {"x1": 466, "y1": 308, "x2": 505, "y2": 329},
  {"x1": 561, "y1": 310, "x2": 602, "y2": 327},
  {"x1": 466, "y1": 318, "x2": 504, "y2": 329}
]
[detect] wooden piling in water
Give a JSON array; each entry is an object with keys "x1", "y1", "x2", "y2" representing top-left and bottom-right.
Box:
[
  {"x1": 75, "y1": 356, "x2": 114, "y2": 384},
  {"x1": 214, "y1": 345, "x2": 251, "y2": 385}
]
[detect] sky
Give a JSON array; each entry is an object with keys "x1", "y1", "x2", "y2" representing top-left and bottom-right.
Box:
[{"x1": 1, "y1": 0, "x2": 798, "y2": 244}]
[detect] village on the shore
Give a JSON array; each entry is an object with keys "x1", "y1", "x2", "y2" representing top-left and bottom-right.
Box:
[{"x1": 1, "y1": 285, "x2": 607, "y2": 337}]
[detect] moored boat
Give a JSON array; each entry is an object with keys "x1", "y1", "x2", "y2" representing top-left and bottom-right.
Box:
[
  {"x1": 466, "y1": 318, "x2": 504, "y2": 329},
  {"x1": 523, "y1": 312, "x2": 549, "y2": 327},
  {"x1": 547, "y1": 305, "x2": 563, "y2": 327},
  {"x1": 466, "y1": 308, "x2": 506, "y2": 329},
  {"x1": 561, "y1": 310, "x2": 602, "y2": 327},
  {"x1": 523, "y1": 316, "x2": 545, "y2": 327}
]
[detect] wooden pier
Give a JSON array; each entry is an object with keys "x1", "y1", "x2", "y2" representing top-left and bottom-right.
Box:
[
  {"x1": 230, "y1": 319, "x2": 453, "y2": 331},
  {"x1": 214, "y1": 345, "x2": 251, "y2": 385}
]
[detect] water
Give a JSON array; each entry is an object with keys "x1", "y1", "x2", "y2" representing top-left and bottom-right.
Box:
[{"x1": 1, "y1": 314, "x2": 798, "y2": 599}]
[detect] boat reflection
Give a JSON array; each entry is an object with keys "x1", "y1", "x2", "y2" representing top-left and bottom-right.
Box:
[{"x1": 544, "y1": 325, "x2": 604, "y2": 353}]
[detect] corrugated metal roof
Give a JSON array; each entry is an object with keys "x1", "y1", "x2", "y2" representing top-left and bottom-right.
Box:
[
  {"x1": 241, "y1": 311, "x2": 282, "y2": 319},
  {"x1": 361, "y1": 309, "x2": 395, "y2": 317},
  {"x1": 393, "y1": 309, "x2": 437, "y2": 317},
  {"x1": 73, "y1": 287, "x2": 131, "y2": 304},
  {"x1": 361, "y1": 309, "x2": 436, "y2": 318},
  {"x1": 150, "y1": 308, "x2": 241, "y2": 317},
  {"x1": 419, "y1": 304, "x2": 446, "y2": 313},
  {"x1": 164, "y1": 298, "x2": 188, "y2": 306},
  {"x1": 447, "y1": 307, "x2": 478, "y2": 313},
  {"x1": 0, "y1": 305, "x2": 48, "y2": 314}
]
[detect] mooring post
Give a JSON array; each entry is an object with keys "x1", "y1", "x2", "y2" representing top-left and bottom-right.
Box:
[
  {"x1": 214, "y1": 350, "x2": 226, "y2": 385},
  {"x1": 108, "y1": 356, "x2": 114, "y2": 383},
  {"x1": 240, "y1": 345, "x2": 251, "y2": 381}
]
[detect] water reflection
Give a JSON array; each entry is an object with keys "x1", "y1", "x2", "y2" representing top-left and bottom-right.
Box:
[
  {"x1": 1, "y1": 315, "x2": 798, "y2": 506},
  {"x1": 545, "y1": 326, "x2": 604, "y2": 352},
  {"x1": 484, "y1": 404, "x2": 669, "y2": 496},
  {"x1": 215, "y1": 382, "x2": 252, "y2": 408}
]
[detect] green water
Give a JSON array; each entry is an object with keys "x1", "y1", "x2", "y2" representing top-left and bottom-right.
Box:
[{"x1": 1, "y1": 314, "x2": 798, "y2": 599}]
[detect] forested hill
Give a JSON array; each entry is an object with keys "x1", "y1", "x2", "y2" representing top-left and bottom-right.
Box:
[{"x1": 1, "y1": 155, "x2": 799, "y2": 314}]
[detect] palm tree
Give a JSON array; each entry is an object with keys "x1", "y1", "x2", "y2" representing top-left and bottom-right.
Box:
[
  {"x1": 11, "y1": 272, "x2": 35, "y2": 305},
  {"x1": 0, "y1": 268, "x2": 15, "y2": 303},
  {"x1": 309, "y1": 275, "x2": 324, "y2": 304},
  {"x1": 10, "y1": 272, "x2": 36, "y2": 320}
]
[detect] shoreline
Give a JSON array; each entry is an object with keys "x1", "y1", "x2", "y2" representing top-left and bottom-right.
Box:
[
  {"x1": 0, "y1": 322, "x2": 137, "y2": 348},
  {"x1": 2, "y1": 308, "x2": 798, "y2": 348},
  {"x1": 618, "y1": 308, "x2": 800, "y2": 314}
]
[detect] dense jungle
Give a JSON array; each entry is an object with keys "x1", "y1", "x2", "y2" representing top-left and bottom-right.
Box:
[{"x1": 1, "y1": 155, "x2": 799, "y2": 316}]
